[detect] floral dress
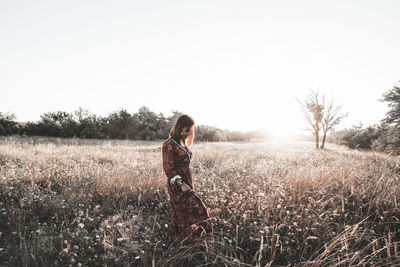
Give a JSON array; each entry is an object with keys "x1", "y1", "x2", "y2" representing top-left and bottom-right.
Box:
[{"x1": 162, "y1": 137, "x2": 213, "y2": 244}]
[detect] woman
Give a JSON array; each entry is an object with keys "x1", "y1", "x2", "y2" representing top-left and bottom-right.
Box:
[{"x1": 162, "y1": 114, "x2": 213, "y2": 244}]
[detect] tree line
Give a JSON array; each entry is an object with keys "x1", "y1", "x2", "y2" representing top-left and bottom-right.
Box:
[{"x1": 0, "y1": 106, "x2": 268, "y2": 142}]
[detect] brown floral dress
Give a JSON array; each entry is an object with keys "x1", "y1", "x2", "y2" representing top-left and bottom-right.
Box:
[{"x1": 162, "y1": 137, "x2": 213, "y2": 244}]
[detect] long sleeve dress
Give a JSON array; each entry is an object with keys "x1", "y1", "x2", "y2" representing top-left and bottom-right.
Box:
[{"x1": 162, "y1": 137, "x2": 213, "y2": 244}]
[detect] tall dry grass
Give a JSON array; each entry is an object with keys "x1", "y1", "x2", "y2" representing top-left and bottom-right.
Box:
[{"x1": 0, "y1": 137, "x2": 399, "y2": 266}]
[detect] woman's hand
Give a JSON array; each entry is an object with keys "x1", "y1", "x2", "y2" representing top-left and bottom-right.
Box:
[{"x1": 180, "y1": 182, "x2": 191, "y2": 192}]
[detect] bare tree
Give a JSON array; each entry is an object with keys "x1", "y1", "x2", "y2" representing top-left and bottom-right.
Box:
[
  {"x1": 297, "y1": 90, "x2": 324, "y2": 149},
  {"x1": 297, "y1": 90, "x2": 347, "y2": 149},
  {"x1": 320, "y1": 99, "x2": 347, "y2": 148}
]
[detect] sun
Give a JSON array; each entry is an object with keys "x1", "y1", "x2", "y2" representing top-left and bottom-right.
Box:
[{"x1": 260, "y1": 100, "x2": 306, "y2": 139}]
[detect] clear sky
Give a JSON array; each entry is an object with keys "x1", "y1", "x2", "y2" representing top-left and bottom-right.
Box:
[{"x1": 1, "y1": 0, "x2": 399, "y2": 135}]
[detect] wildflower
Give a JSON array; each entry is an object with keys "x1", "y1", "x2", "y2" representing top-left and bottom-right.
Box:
[
  {"x1": 370, "y1": 229, "x2": 376, "y2": 235},
  {"x1": 78, "y1": 223, "x2": 84, "y2": 229}
]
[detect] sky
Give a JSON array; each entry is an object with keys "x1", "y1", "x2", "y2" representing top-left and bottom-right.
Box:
[{"x1": 1, "y1": 0, "x2": 399, "y2": 135}]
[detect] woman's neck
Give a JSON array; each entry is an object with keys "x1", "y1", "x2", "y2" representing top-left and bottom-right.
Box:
[{"x1": 180, "y1": 140, "x2": 187, "y2": 147}]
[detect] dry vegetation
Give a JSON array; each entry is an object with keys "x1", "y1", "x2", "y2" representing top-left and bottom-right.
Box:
[{"x1": 0, "y1": 136, "x2": 399, "y2": 266}]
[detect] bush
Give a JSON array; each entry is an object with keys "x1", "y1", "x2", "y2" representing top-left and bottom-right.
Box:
[
  {"x1": 371, "y1": 126, "x2": 400, "y2": 154},
  {"x1": 0, "y1": 112, "x2": 18, "y2": 136},
  {"x1": 330, "y1": 125, "x2": 381, "y2": 150}
]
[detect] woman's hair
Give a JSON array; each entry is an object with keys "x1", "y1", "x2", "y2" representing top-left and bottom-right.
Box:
[{"x1": 169, "y1": 114, "x2": 195, "y2": 144}]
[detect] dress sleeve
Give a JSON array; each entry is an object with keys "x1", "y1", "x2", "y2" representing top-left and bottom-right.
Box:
[{"x1": 162, "y1": 141, "x2": 178, "y2": 184}]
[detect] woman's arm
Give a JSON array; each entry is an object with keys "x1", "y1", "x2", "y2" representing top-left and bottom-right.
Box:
[
  {"x1": 162, "y1": 141, "x2": 180, "y2": 186},
  {"x1": 162, "y1": 141, "x2": 191, "y2": 192}
]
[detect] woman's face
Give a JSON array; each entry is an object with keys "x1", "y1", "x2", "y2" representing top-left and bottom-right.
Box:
[{"x1": 181, "y1": 125, "x2": 194, "y2": 140}]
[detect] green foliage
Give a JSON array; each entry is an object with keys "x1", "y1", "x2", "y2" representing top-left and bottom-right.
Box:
[
  {"x1": 195, "y1": 125, "x2": 227, "y2": 142},
  {"x1": 104, "y1": 109, "x2": 137, "y2": 139},
  {"x1": 0, "y1": 112, "x2": 18, "y2": 136},
  {"x1": 74, "y1": 107, "x2": 103, "y2": 139},
  {"x1": 371, "y1": 126, "x2": 400, "y2": 154},
  {"x1": 2, "y1": 107, "x2": 263, "y2": 141},
  {"x1": 135, "y1": 106, "x2": 160, "y2": 140},
  {"x1": 372, "y1": 80, "x2": 400, "y2": 154},
  {"x1": 380, "y1": 81, "x2": 400, "y2": 127},
  {"x1": 195, "y1": 126, "x2": 269, "y2": 142},
  {"x1": 330, "y1": 124, "x2": 381, "y2": 150}
]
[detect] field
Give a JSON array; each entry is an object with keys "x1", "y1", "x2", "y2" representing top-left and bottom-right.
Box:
[{"x1": 0, "y1": 136, "x2": 399, "y2": 266}]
